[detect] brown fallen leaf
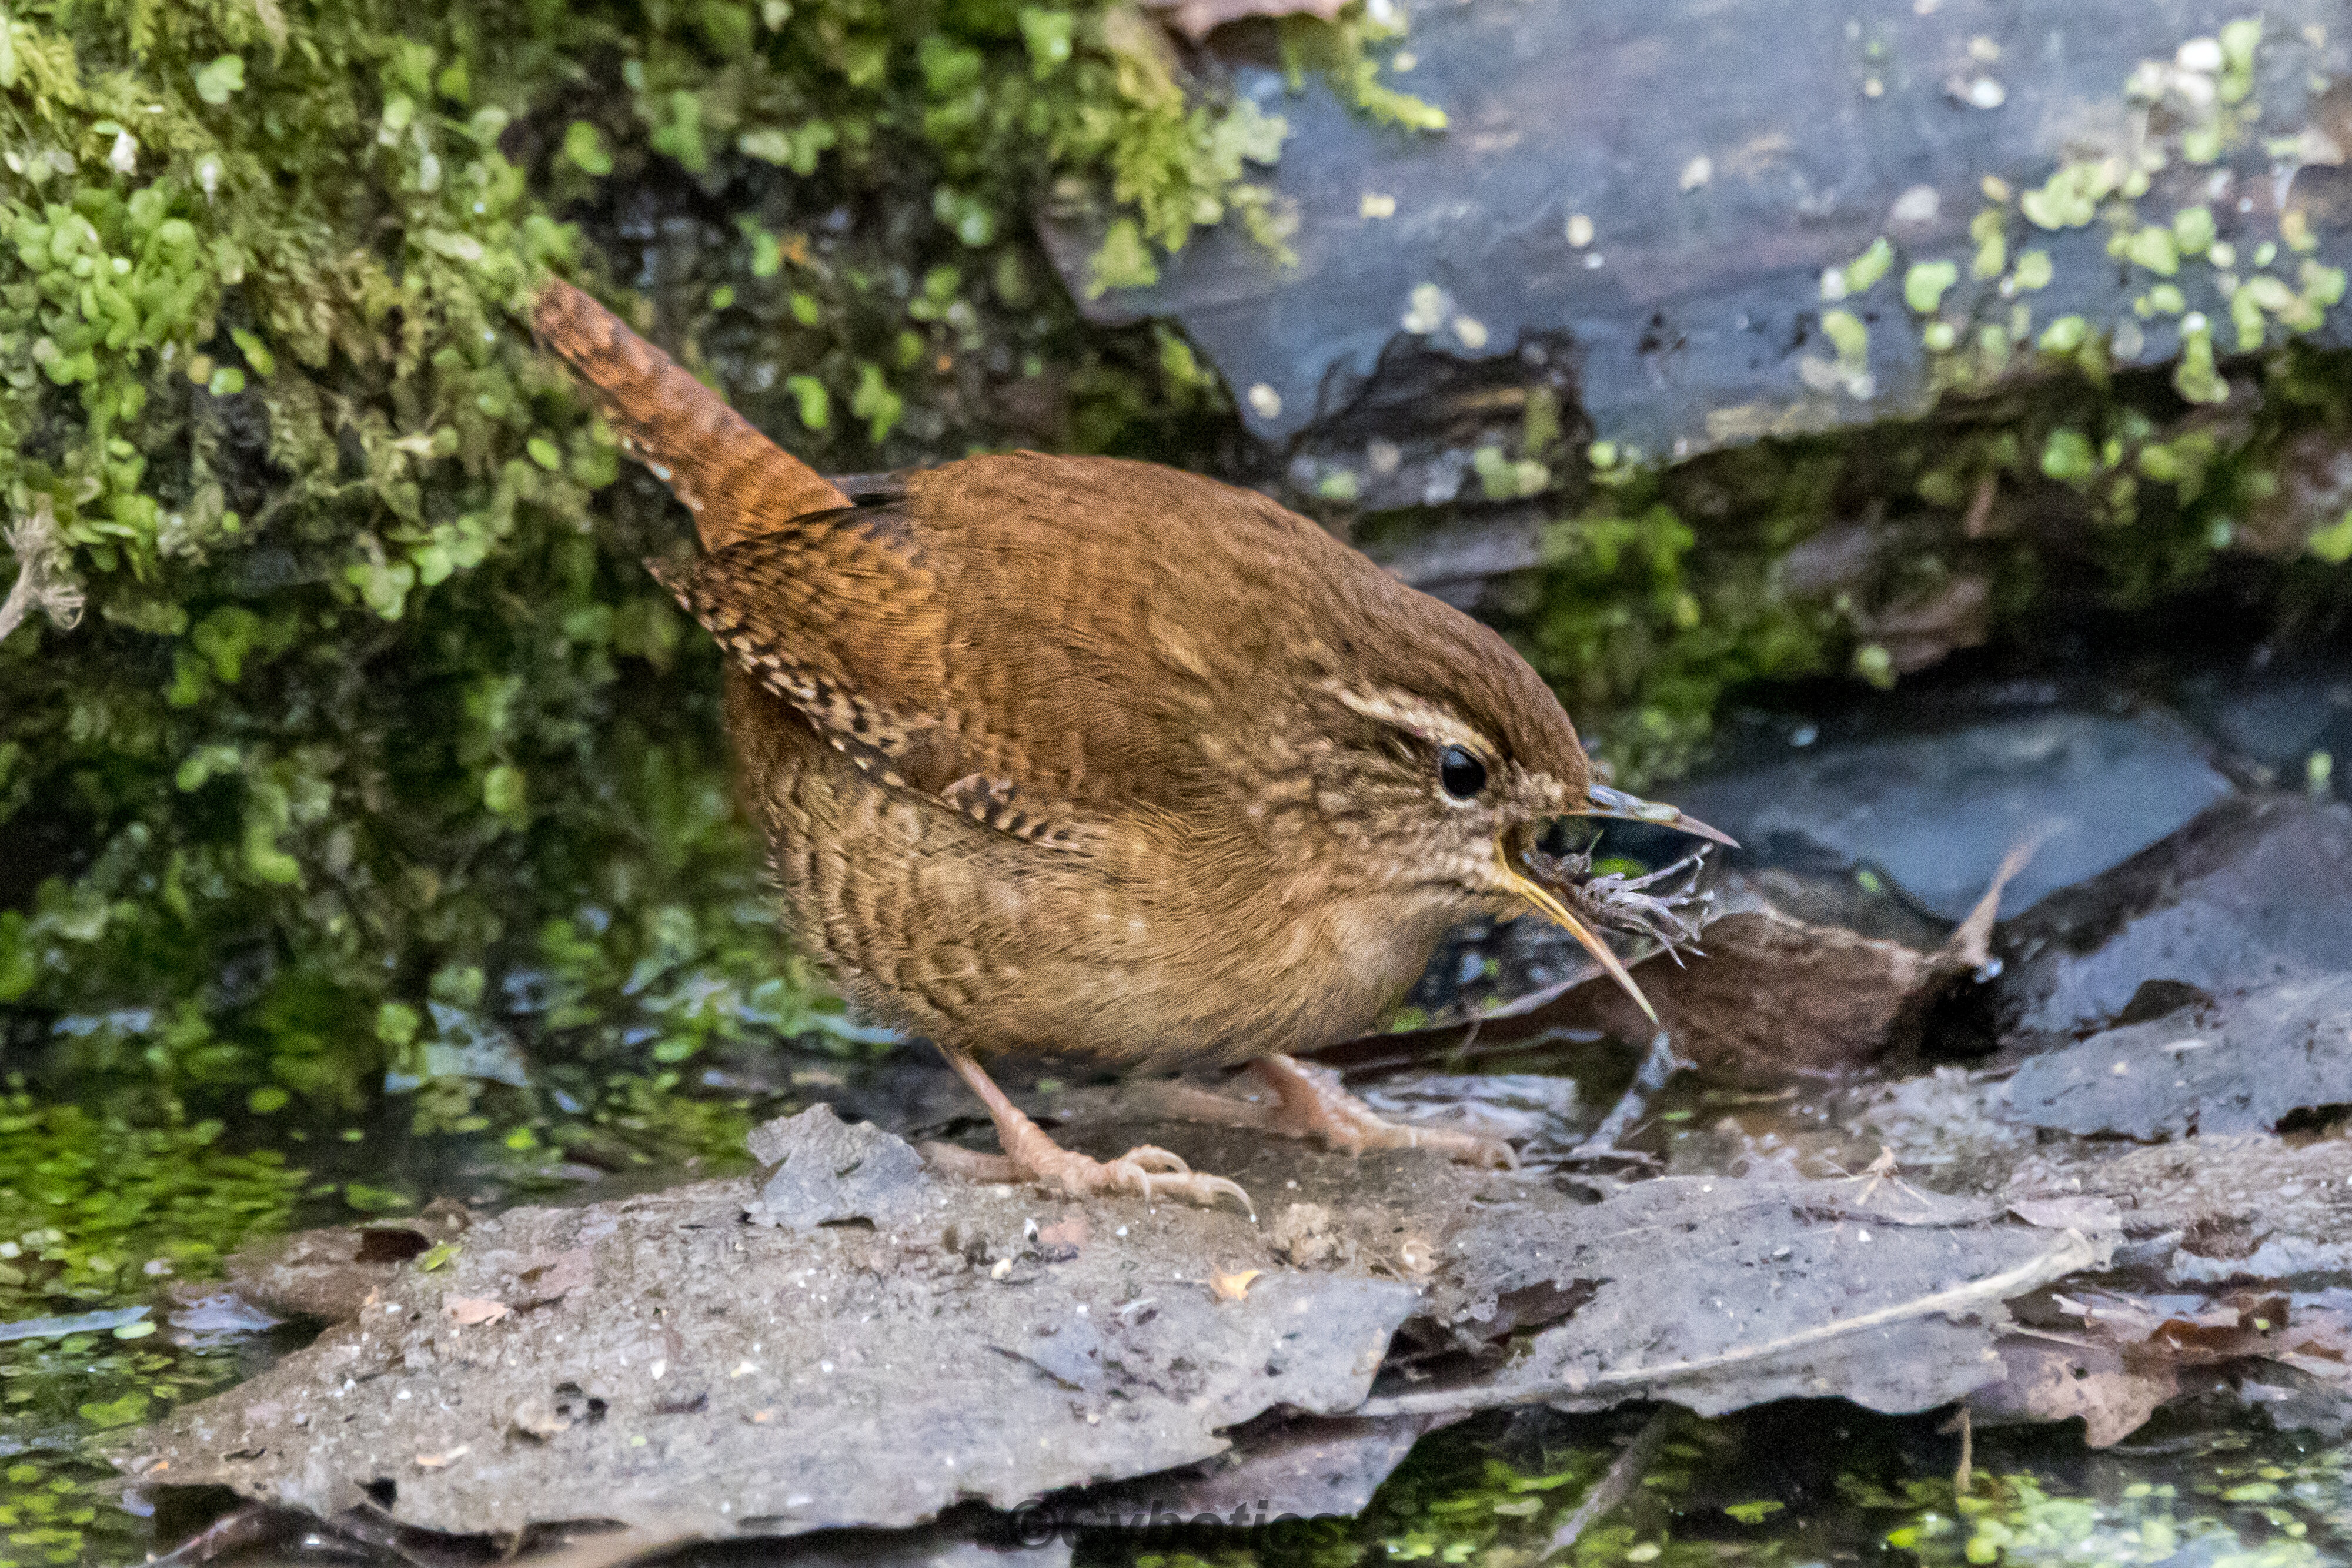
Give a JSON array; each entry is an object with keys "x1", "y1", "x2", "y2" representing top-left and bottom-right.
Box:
[
  {"x1": 1559, "y1": 838, "x2": 2042, "y2": 1079},
  {"x1": 443, "y1": 1295, "x2": 510, "y2": 1326},
  {"x1": 415, "y1": 1444, "x2": 472, "y2": 1468},
  {"x1": 1037, "y1": 1213, "x2": 1089, "y2": 1256},
  {"x1": 1210, "y1": 1268, "x2": 1262, "y2": 1301},
  {"x1": 1979, "y1": 1288, "x2": 2352, "y2": 1446}
]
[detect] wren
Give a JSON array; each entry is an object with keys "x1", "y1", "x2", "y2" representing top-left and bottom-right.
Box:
[{"x1": 533, "y1": 278, "x2": 1728, "y2": 1211}]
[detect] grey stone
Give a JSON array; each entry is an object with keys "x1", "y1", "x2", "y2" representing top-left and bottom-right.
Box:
[
  {"x1": 2177, "y1": 670, "x2": 2352, "y2": 776},
  {"x1": 2000, "y1": 794, "x2": 2352, "y2": 1033},
  {"x1": 121, "y1": 1152, "x2": 1421, "y2": 1539},
  {"x1": 1672, "y1": 710, "x2": 2231, "y2": 921},
  {"x1": 747, "y1": 1104, "x2": 933, "y2": 1231},
  {"x1": 1361, "y1": 1174, "x2": 2094, "y2": 1420},
  {"x1": 125, "y1": 1109, "x2": 2113, "y2": 1540},
  {"x1": 2005, "y1": 975, "x2": 2352, "y2": 1140},
  {"x1": 1061, "y1": 1414, "x2": 1450, "y2": 1526},
  {"x1": 1043, "y1": 0, "x2": 2352, "y2": 464}
]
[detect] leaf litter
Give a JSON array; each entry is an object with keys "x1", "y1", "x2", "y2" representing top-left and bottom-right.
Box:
[{"x1": 123, "y1": 1102, "x2": 2106, "y2": 1544}]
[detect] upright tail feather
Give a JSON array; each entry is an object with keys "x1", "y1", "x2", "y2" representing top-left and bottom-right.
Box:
[{"x1": 531, "y1": 277, "x2": 848, "y2": 553}]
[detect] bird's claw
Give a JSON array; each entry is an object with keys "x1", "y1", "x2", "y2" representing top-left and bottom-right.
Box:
[
  {"x1": 1018, "y1": 1141, "x2": 1255, "y2": 1218},
  {"x1": 1108, "y1": 1146, "x2": 1256, "y2": 1217}
]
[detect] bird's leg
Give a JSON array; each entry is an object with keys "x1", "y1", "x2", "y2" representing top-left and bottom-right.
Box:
[
  {"x1": 921, "y1": 1045, "x2": 1255, "y2": 1216},
  {"x1": 1248, "y1": 1054, "x2": 1518, "y2": 1170}
]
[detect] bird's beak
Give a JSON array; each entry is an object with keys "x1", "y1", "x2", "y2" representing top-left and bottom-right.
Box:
[
  {"x1": 1493, "y1": 840, "x2": 1659, "y2": 1024},
  {"x1": 1572, "y1": 783, "x2": 1739, "y2": 848}
]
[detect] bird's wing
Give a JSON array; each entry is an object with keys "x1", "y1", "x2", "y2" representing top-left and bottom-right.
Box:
[
  {"x1": 652, "y1": 456, "x2": 1254, "y2": 852},
  {"x1": 653, "y1": 504, "x2": 1122, "y2": 852},
  {"x1": 534, "y1": 279, "x2": 1337, "y2": 851}
]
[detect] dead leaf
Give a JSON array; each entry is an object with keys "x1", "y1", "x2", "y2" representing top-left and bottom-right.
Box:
[
  {"x1": 1980, "y1": 1287, "x2": 2352, "y2": 1446},
  {"x1": 1562, "y1": 904, "x2": 1942, "y2": 1075},
  {"x1": 443, "y1": 1295, "x2": 510, "y2": 1326},
  {"x1": 1558, "y1": 837, "x2": 2037, "y2": 1078},
  {"x1": 1978, "y1": 1338, "x2": 2176, "y2": 1448},
  {"x1": 415, "y1": 1445, "x2": 471, "y2": 1468},
  {"x1": 1037, "y1": 1213, "x2": 1089, "y2": 1258},
  {"x1": 1211, "y1": 1269, "x2": 1262, "y2": 1302}
]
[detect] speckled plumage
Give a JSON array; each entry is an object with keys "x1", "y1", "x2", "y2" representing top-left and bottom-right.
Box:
[{"x1": 534, "y1": 278, "x2": 1715, "y2": 1202}]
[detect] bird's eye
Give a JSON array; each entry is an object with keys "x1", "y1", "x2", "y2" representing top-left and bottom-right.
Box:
[{"x1": 1438, "y1": 745, "x2": 1488, "y2": 801}]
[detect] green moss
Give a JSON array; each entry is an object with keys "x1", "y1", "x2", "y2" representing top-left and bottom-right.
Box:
[
  {"x1": 0, "y1": 1086, "x2": 300, "y2": 1567},
  {"x1": 1528, "y1": 453, "x2": 1845, "y2": 783},
  {"x1": 1479, "y1": 327, "x2": 2352, "y2": 785},
  {"x1": 0, "y1": 1085, "x2": 300, "y2": 1321},
  {"x1": 1906, "y1": 260, "x2": 1960, "y2": 314},
  {"x1": 0, "y1": 0, "x2": 1314, "y2": 1138}
]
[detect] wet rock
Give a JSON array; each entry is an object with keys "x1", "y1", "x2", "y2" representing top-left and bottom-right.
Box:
[
  {"x1": 1678, "y1": 1056, "x2": 2352, "y2": 1292},
  {"x1": 1359, "y1": 1172, "x2": 2097, "y2": 1420},
  {"x1": 205, "y1": 1202, "x2": 473, "y2": 1324},
  {"x1": 1370, "y1": 508, "x2": 1548, "y2": 604},
  {"x1": 1673, "y1": 1056, "x2": 2352, "y2": 1444},
  {"x1": 123, "y1": 1151, "x2": 1421, "y2": 1538},
  {"x1": 1999, "y1": 794, "x2": 2352, "y2": 1034},
  {"x1": 1044, "y1": 0, "x2": 2352, "y2": 462},
  {"x1": 1673, "y1": 710, "x2": 2231, "y2": 922},
  {"x1": 1932, "y1": 1100, "x2": 2352, "y2": 1289},
  {"x1": 746, "y1": 1104, "x2": 933, "y2": 1230},
  {"x1": 128, "y1": 1104, "x2": 2119, "y2": 1543},
  {"x1": 2175, "y1": 665, "x2": 2352, "y2": 779},
  {"x1": 2004, "y1": 975, "x2": 2352, "y2": 1139}
]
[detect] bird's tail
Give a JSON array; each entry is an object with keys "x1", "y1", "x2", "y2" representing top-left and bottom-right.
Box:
[{"x1": 531, "y1": 277, "x2": 848, "y2": 553}]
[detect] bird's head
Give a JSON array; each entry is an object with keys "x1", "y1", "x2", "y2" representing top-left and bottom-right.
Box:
[{"x1": 1282, "y1": 603, "x2": 1732, "y2": 1021}]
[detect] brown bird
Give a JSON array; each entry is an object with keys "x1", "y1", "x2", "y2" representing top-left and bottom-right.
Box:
[{"x1": 533, "y1": 278, "x2": 1729, "y2": 1211}]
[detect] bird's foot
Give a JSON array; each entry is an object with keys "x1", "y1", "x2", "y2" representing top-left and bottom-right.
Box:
[
  {"x1": 929, "y1": 1044, "x2": 1254, "y2": 1215},
  {"x1": 1252, "y1": 1054, "x2": 1518, "y2": 1170},
  {"x1": 923, "y1": 1135, "x2": 1254, "y2": 1215}
]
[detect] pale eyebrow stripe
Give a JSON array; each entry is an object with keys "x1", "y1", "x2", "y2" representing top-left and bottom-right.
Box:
[{"x1": 1322, "y1": 682, "x2": 1497, "y2": 758}]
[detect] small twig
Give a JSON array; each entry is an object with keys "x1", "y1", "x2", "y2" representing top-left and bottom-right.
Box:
[
  {"x1": 1943, "y1": 833, "x2": 2044, "y2": 972},
  {"x1": 1568, "y1": 1029, "x2": 1685, "y2": 1158},
  {"x1": 1953, "y1": 1403, "x2": 1974, "y2": 1496},
  {"x1": 1545, "y1": 1408, "x2": 1676, "y2": 1560},
  {"x1": 1, "y1": 496, "x2": 83, "y2": 646},
  {"x1": 1361, "y1": 1230, "x2": 2102, "y2": 1417},
  {"x1": 147, "y1": 1504, "x2": 301, "y2": 1567}
]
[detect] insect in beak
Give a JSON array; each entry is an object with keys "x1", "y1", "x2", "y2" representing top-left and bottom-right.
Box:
[{"x1": 1493, "y1": 840, "x2": 1659, "y2": 1023}]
